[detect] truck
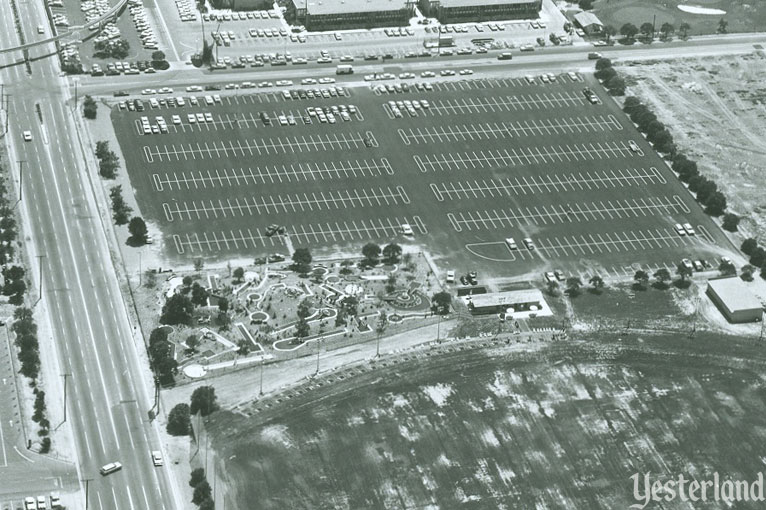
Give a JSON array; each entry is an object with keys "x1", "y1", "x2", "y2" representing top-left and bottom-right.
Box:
[
  {"x1": 335, "y1": 64, "x2": 353, "y2": 75},
  {"x1": 424, "y1": 35, "x2": 455, "y2": 48}
]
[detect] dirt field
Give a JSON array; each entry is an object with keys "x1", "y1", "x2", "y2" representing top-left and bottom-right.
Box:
[
  {"x1": 206, "y1": 330, "x2": 766, "y2": 510},
  {"x1": 619, "y1": 53, "x2": 766, "y2": 244}
]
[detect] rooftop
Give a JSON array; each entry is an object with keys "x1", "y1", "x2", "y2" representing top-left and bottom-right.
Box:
[
  {"x1": 440, "y1": 0, "x2": 539, "y2": 6},
  {"x1": 299, "y1": 0, "x2": 411, "y2": 15},
  {"x1": 707, "y1": 277, "x2": 764, "y2": 312},
  {"x1": 465, "y1": 288, "x2": 544, "y2": 308},
  {"x1": 574, "y1": 11, "x2": 603, "y2": 27}
]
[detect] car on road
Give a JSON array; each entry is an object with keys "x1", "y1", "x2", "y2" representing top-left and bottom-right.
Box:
[
  {"x1": 141, "y1": 88, "x2": 156, "y2": 95},
  {"x1": 113, "y1": 90, "x2": 129, "y2": 97},
  {"x1": 440, "y1": 69, "x2": 455, "y2": 76},
  {"x1": 629, "y1": 140, "x2": 640, "y2": 152},
  {"x1": 100, "y1": 462, "x2": 122, "y2": 475},
  {"x1": 544, "y1": 272, "x2": 556, "y2": 283},
  {"x1": 301, "y1": 78, "x2": 317, "y2": 85},
  {"x1": 421, "y1": 71, "x2": 436, "y2": 77},
  {"x1": 459, "y1": 69, "x2": 473, "y2": 75},
  {"x1": 523, "y1": 237, "x2": 535, "y2": 250},
  {"x1": 340, "y1": 55, "x2": 354, "y2": 62},
  {"x1": 151, "y1": 450, "x2": 163, "y2": 466},
  {"x1": 158, "y1": 87, "x2": 173, "y2": 94},
  {"x1": 674, "y1": 223, "x2": 686, "y2": 235},
  {"x1": 318, "y1": 77, "x2": 335, "y2": 84},
  {"x1": 23, "y1": 130, "x2": 32, "y2": 141},
  {"x1": 275, "y1": 80, "x2": 293, "y2": 86},
  {"x1": 683, "y1": 223, "x2": 696, "y2": 235}
]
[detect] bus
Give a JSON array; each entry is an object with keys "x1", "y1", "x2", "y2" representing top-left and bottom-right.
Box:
[{"x1": 336, "y1": 64, "x2": 353, "y2": 75}]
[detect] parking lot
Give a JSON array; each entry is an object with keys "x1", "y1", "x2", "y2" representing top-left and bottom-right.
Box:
[{"x1": 111, "y1": 74, "x2": 734, "y2": 280}]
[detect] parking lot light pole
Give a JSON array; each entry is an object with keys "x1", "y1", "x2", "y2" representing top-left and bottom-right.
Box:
[{"x1": 82, "y1": 478, "x2": 92, "y2": 510}]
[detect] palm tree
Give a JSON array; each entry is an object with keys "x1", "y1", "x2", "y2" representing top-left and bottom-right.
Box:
[{"x1": 659, "y1": 23, "x2": 674, "y2": 40}]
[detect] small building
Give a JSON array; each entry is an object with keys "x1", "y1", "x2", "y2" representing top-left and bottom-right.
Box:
[
  {"x1": 287, "y1": 0, "x2": 415, "y2": 31},
  {"x1": 420, "y1": 0, "x2": 541, "y2": 23},
  {"x1": 464, "y1": 288, "x2": 548, "y2": 316},
  {"x1": 573, "y1": 11, "x2": 603, "y2": 35},
  {"x1": 706, "y1": 277, "x2": 764, "y2": 323}
]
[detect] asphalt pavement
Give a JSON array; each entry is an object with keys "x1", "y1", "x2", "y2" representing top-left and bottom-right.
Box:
[{"x1": 0, "y1": 1, "x2": 181, "y2": 509}]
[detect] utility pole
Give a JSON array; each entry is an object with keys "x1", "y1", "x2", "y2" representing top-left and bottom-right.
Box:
[
  {"x1": 314, "y1": 337, "x2": 321, "y2": 375},
  {"x1": 3, "y1": 95, "x2": 10, "y2": 135},
  {"x1": 61, "y1": 373, "x2": 71, "y2": 422},
  {"x1": 82, "y1": 478, "x2": 92, "y2": 510},
  {"x1": 436, "y1": 313, "x2": 441, "y2": 342},
  {"x1": 259, "y1": 356, "x2": 264, "y2": 396},
  {"x1": 760, "y1": 311, "x2": 765, "y2": 341},
  {"x1": 36, "y1": 254, "x2": 46, "y2": 305},
  {"x1": 139, "y1": 250, "x2": 142, "y2": 286},
  {"x1": 17, "y1": 160, "x2": 24, "y2": 203}
]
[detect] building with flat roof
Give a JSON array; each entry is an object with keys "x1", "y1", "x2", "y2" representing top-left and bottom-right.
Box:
[
  {"x1": 287, "y1": 0, "x2": 415, "y2": 31},
  {"x1": 706, "y1": 277, "x2": 763, "y2": 323},
  {"x1": 573, "y1": 11, "x2": 603, "y2": 34},
  {"x1": 464, "y1": 288, "x2": 550, "y2": 317},
  {"x1": 419, "y1": 0, "x2": 542, "y2": 24}
]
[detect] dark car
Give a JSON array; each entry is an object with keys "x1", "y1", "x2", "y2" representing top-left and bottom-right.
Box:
[
  {"x1": 460, "y1": 275, "x2": 469, "y2": 286},
  {"x1": 267, "y1": 254, "x2": 286, "y2": 262},
  {"x1": 265, "y1": 224, "x2": 279, "y2": 236},
  {"x1": 468, "y1": 271, "x2": 478, "y2": 285},
  {"x1": 364, "y1": 137, "x2": 373, "y2": 147},
  {"x1": 205, "y1": 84, "x2": 222, "y2": 91},
  {"x1": 113, "y1": 90, "x2": 129, "y2": 97}
]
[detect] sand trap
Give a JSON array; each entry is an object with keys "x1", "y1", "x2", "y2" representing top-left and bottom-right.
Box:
[{"x1": 677, "y1": 4, "x2": 726, "y2": 15}]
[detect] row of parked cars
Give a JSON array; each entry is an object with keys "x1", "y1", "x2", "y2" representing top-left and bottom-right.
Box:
[
  {"x1": 128, "y1": 0, "x2": 158, "y2": 50},
  {"x1": 174, "y1": 0, "x2": 197, "y2": 22},
  {"x1": 22, "y1": 494, "x2": 61, "y2": 510},
  {"x1": 203, "y1": 9, "x2": 279, "y2": 22}
]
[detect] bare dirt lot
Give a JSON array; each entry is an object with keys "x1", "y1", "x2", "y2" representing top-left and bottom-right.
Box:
[
  {"x1": 620, "y1": 53, "x2": 766, "y2": 243},
  {"x1": 206, "y1": 329, "x2": 766, "y2": 510}
]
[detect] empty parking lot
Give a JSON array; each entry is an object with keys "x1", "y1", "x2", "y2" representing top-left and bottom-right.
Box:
[{"x1": 111, "y1": 74, "x2": 733, "y2": 279}]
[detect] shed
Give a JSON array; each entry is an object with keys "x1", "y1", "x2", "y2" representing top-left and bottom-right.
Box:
[
  {"x1": 573, "y1": 11, "x2": 603, "y2": 34},
  {"x1": 706, "y1": 277, "x2": 763, "y2": 323}
]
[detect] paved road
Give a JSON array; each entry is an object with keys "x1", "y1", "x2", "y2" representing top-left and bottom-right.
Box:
[
  {"x1": 0, "y1": 2, "x2": 180, "y2": 510},
  {"x1": 76, "y1": 33, "x2": 766, "y2": 97}
]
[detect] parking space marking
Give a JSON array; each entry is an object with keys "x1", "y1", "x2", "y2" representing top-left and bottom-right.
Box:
[
  {"x1": 151, "y1": 158, "x2": 393, "y2": 191},
  {"x1": 478, "y1": 228, "x2": 705, "y2": 261},
  {"x1": 397, "y1": 115, "x2": 622, "y2": 144},
  {"x1": 163, "y1": 186, "x2": 409, "y2": 221},
  {"x1": 415, "y1": 141, "x2": 641, "y2": 172},
  {"x1": 172, "y1": 215, "x2": 426, "y2": 253},
  {"x1": 445, "y1": 195, "x2": 686, "y2": 230},
  {"x1": 421, "y1": 91, "x2": 585, "y2": 117},
  {"x1": 428, "y1": 167, "x2": 665, "y2": 200},
  {"x1": 143, "y1": 131, "x2": 376, "y2": 162}
]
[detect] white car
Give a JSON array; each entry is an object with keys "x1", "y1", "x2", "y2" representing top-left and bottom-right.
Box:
[
  {"x1": 23, "y1": 130, "x2": 32, "y2": 141},
  {"x1": 523, "y1": 237, "x2": 535, "y2": 250},
  {"x1": 683, "y1": 223, "x2": 696, "y2": 236},
  {"x1": 158, "y1": 87, "x2": 173, "y2": 94},
  {"x1": 458, "y1": 69, "x2": 473, "y2": 75},
  {"x1": 151, "y1": 450, "x2": 163, "y2": 466},
  {"x1": 674, "y1": 223, "x2": 686, "y2": 236},
  {"x1": 24, "y1": 497, "x2": 36, "y2": 510},
  {"x1": 275, "y1": 80, "x2": 293, "y2": 86},
  {"x1": 504, "y1": 237, "x2": 517, "y2": 250},
  {"x1": 446, "y1": 270, "x2": 455, "y2": 283},
  {"x1": 318, "y1": 77, "x2": 335, "y2": 84},
  {"x1": 301, "y1": 78, "x2": 317, "y2": 85},
  {"x1": 629, "y1": 140, "x2": 640, "y2": 152},
  {"x1": 186, "y1": 85, "x2": 203, "y2": 92},
  {"x1": 400, "y1": 224, "x2": 414, "y2": 236},
  {"x1": 100, "y1": 462, "x2": 122, "y2": 475},
  {"x1": 171, "y1": 115, "x2": 181, "y2": 125}
]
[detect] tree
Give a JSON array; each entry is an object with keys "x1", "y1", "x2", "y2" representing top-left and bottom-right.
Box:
[
  {"x1": 750, "y1": 247, "x2": 766, "y2": 268},
  {"x1": 722, "y1": 213, "x2": 740, "y2": 232},
  {"x1": 127, "y1": 217, "x2": 148, "y2": 246},
  {"x1": 183, "y1": 275, "x2": 194, "y2": 288},
  {"x1": 198, "y1": 498, "x2": 215, "y2": 510},
  {"x1": 167, "y1": 403, "x2": 191, "y2": 436},
  {"x1": 192, "y1": 480, "x2": 212, "y2": 505},
  {"x1": 149, "y1": 327, "x2": 169, "y2": 346},
  {"x1": 676, "y1": 262, "x2": 693, "y2": 286},
  {"x1": 361, "y1": 242, "x2": 381, "y2": 266},
  {"x1": 688, "y1": 175, "x2": 708, "y2": 193},
  {"x1": 606, "y1": 75, "x2": 625, "y2": 96},
  {"x1": 161, "y1": 293, "x2": 194, "y2": 325},
  {"x1": 588, "y1": 275, "x2": 605, "y2": 294},
  {"x1": 720, "y1": 260, "x2": 736, "y2": 276},
  {"x1": 432, "y1": 291, "x2": 452, "y2": 315},
  {"x1": 741, "y1": 265, "x2": 755, "y2": 282},
  {"x1": 595, "y1": 58, "x2": 612, "y2": 71},
  {"x1": 190, "y1": 282, "x2": 209, "y2": 307},
  {"x1": 565, "y1": 277, "x2": 583, "y2": 297},
  {"x1": 382, "y1": 243, "x2": 402, "y2": 264},
  {"x1": 546, "y1": 280, "x2": 559, "y2": 296},
  {"x1": 633, "y1": 270, "x2": 649, "y2": 290},
  {"x1": 594, "y1": 66, "x2": 617, "y2": 82},
  {"x1": 190, "y1": 468, "x2": 206, "y2": 487},
  {"x1": 741, "y1": 238, "x2": 758, "y2": 256},
  {"x1": 679, "y1": 22, "x2": 691, "y2": 38},
  {"x1": 704, "y1": 192, "x2": 727, "y2": 216},
  {"x1": 603, "y1": 25, "x2": 617, "y2": 42},
  {"x1": 717, "y1": 18, "x2": 728, "y2": 34},
  {"x1": 620, "y1": 23, "x2": 639, "y2": 40},
  {"x1": 151, "y1": 50, "x2": 166, "y2": 61},
  {"x1": 294, "y1": 317, "x2": 310, "y2": 338},
  {"x1": 385, "y1": 272, "x2": 397, "y2": 293},
  {"x1": 291, "y1": 248, "x2": 312, "y2": 273},
  {"x1": 695, "y1": 180, "x2": 718, "y2": 204},
  {"x1": 233, "y1": 267, "x2": 245, "y2": 282},
  {"x1": 623, "y1": 96, "x2": 642, "y2": 112},
  {"x1": 190, "y1": 386, "x2": 218, "y2": 416},
  {"x1": 659, "y1": 22, "x2": 674, "y2": 40},
  {"x1": 653, "y1": 268, "x2": 671, "y2": 289},
  {"x1": 201, "y1": 38, "x2": 214, "y2": 66},
  {"x1": 639, "y1": 22, "x2": 654, "y2": 40},
  {"x1": 109, "y1": 186, "x2": 132, "y2": 225},
  {"x1": 218, "y1": 297, "x2": 229, "y2": 314},
  {"x1": 577, "y1": 0, "x2": 592, "y2": 10},
  {"x1": 83, "y1": 95, "x2": 97, "y2": 119}
]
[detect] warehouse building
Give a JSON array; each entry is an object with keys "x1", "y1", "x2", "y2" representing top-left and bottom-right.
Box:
[
  {"x1": 573, "y1": 11, "x2": 603, "y2": 35},
  {"x1": 706, "y1": 277, "x2": 764, "y2": 323},
  {"x1": 463, "y1": 288, "x2": 550, "y2": 317},
  {"x1": 419, "y1": 0, "x2": 542, "y2": 24},
  {"x1": 287, "y1": 0, "x2": 415, "y2": 31}
]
